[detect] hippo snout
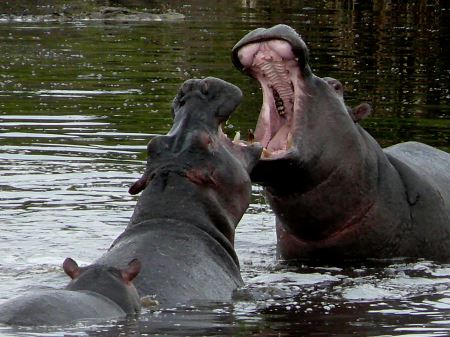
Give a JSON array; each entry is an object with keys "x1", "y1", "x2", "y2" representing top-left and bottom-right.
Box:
[
  {"x1": 171, "y1": 77, "x2": 242, "y2": 128},
  {"x1": 232, "y1": 24, "x2": 309, "y2": 73}
]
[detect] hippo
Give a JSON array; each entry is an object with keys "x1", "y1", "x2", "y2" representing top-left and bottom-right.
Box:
[
  {"x1": 322, "y1": 76, "x2": 372, "y2": 123},
  {"x1": 0, "y1": 258, "x2": 141, "y2": 326},
  {"x1": 231, "y1": 24, "x2": 450, "y2": 262},
  {"x1": 95, "y1": 77, "x2": 262, "y2": 305}
]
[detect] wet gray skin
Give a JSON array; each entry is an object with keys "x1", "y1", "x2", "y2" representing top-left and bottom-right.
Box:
[
  {"x1": 322, "y1": 76, "x2": 372, "y2": 123},
  {"x1": 232, "y1": 24, "x2": 450, "y2": 262},
  {"x1": 95, "y1": 77, "x2": 263, "y2": 305},
  {"x1": 0, "y1": 258, "x2": 141, "y2": 326}
]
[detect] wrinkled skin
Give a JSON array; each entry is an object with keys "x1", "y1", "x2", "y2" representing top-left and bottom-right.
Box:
[
  {"x1": 232, "y1": 24, "x2": 450, "y2": 262},
  {"x1": 0, "y1": 259, "x2": 140, "y2": 326},
  {"x1": 96, "y1": 77, "x2": 262, "y2": 305}
]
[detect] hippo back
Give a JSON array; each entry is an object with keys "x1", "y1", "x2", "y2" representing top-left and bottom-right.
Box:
[
  {"x1": 0, "y1": 289, "x2": 125, "y2": 326},
  {"x1": 385, "y1": 141, "x2": 450, "y2": 203},
  {"x1": 384, "y1": 141, "x2": 450, "y2": 259}
]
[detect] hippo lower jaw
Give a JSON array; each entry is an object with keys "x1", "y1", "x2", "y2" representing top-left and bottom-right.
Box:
[{"x1": 235, "y1": 39, "x2": 305, "y2": 159}]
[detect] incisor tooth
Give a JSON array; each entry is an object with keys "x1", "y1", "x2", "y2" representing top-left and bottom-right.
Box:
[
  {"x1": 287, "y1": 132, "x2": 293, "y2": 148},
  {"x1": 233, "y1": 131, "x2": 241, "y2": 142}
]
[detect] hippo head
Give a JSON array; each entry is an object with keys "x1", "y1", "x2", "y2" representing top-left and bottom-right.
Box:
[
  {"x1": 232, "y1": 25, "x2": 376, "y2": 241},
  {"x1": 323, "y1": 76, "x2": 372, "y2": 123},
  {"x1": 64, "y1": 258, "x2": 141, "y2": 314},
  {"x1": 128, "y1": 77, "x2": 262, "y2": 238},
  {"x1": 232, "y1": 25, "x2": 364, "y2": 191}
]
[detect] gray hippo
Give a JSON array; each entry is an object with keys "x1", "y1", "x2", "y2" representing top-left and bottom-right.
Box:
[
  {"x1": 0, "y1": 258, "x2": 140, "y2": 326},
  {"x1": 231, "y1": 24, "x2": 450, "y2": 262},
  {"x1": 95, "y1": 77, "x2": 262, "y2": 305},
  {"x1": 322, "y1": 76, "x2": 372, "y2": 123}
]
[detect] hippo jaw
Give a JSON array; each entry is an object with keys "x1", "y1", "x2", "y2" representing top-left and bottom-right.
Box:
[
  {"x1": 233, "y1": 26, "x2": 371, "y2": 243},
  {"x1": 232, "y1": 24, "x2": 310, "y2": 159}
]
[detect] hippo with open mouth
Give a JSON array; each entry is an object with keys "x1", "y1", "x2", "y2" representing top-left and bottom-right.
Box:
[
  {"x1": 95, "y1": 77, "x2": 262, "y2": 305},
  {"x1": 232, "y1": 24, "x2": 450, "y2": 262}
]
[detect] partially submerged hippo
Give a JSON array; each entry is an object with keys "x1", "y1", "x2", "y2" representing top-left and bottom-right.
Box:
[
  {"x1": 232, "y1": 24, "x2": 450, "y2": 261},
  {"x1": 0, "y1": 258, "x2": 140, "y2": 326},
  {"x1": 95, "y1": 77, "x2": 262, "y2": 305}
]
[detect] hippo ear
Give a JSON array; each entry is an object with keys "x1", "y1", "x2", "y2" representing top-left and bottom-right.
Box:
[
  {"x1": 129, "y1": 174, "x2": 150, "y2": 195},
  {"x1": 121, "y1": 259, "x2": 141, "y2": 283},
  {"x1": 351, "y1": 103, "x2": 372, "y2": 123},
  {"x1": 63, "y1": 257, "x2": 80, "y2": 279}
]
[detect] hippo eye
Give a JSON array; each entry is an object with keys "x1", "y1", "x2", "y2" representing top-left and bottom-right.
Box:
[{"x1": 333, "y1": 83, "x2": 342, "y2": 91}]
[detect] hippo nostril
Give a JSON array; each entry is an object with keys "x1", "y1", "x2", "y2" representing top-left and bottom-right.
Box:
[
  {"x1": 181, "y1": 80, "x2": 195, "y2": 95},
  {"x1": 201, "y1": 81, "x2": 209, "y2": 95}
]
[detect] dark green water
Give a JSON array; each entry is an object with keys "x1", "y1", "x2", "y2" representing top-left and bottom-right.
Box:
[{"x1": 0, "y1": 1, "x2": 449, "y2": 336}]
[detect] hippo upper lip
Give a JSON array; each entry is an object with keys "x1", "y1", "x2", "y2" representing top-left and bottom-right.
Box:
[
  {"x1": 232, "y1": 24, "x2": 309, "y2": 73},
  {"x1": 232, "y1": 25, "x2": 309, "y2": 158}
]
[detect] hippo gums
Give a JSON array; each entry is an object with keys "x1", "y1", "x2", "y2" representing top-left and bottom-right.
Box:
[
  {"x1": 0, "y1": 258, "x2": 141, "y2": 326},
  {"x1": 95, "y1": 77, "x2": 262, "y2": 305},
  {"x1": 232, "y1": 24, "x2": 450, "y2": 261}
]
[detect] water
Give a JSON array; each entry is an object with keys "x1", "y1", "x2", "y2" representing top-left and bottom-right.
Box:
[{"x1": 0, "y1": 0, "x2": 449, "y2": 335}]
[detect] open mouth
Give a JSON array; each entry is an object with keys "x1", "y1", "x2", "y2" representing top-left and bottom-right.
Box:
[{"x1": 234, "y1": 38, "x2": 303, "y2": 159}]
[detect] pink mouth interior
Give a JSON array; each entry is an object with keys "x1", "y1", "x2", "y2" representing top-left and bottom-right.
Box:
[{"x1": 237, "y1": 39, "x2": 302, "y2": 157}]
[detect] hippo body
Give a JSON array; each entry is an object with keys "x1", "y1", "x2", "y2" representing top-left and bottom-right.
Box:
[
  {"x1": 0, "y1": 290, "x2": 125, "y2": 326},
  {"x1": 0, "y1": 259, "x2": 140, "y2": 326},
  {"x1": 232, "y1": 24, "x2": 450, "y2": 262},
  {"x1": 96, "y1": 77, "x2": 262, "y2": 305},
  {"x1": 98, "y1": 220, "x2": 242, "y2": 304}
]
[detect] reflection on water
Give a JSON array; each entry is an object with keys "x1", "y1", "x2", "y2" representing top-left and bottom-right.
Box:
[{"x1": 0, "y1": 0, "x2": 449, "y2": 336}]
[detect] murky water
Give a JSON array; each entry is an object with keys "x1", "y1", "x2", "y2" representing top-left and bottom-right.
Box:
[{"x1": 0, "y1": 1, "x2": 449, "y2": 336}]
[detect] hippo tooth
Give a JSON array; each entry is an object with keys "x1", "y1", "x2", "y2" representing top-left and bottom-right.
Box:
[
  {"x1": 277, "y1": 104, "x2": 285, "y2": 114},
  {"x1": 233, "y1": 131, "x2": 241, "y2": 142},
  {"x1": 248, "y1": 129, "x2": 255, "y2": 143},
  {"x1": 287, "y1": 132, "x2": 293, "y2": 149},
  {"x1": 262, "y1": 148, "x2": 272, "y2": 158}
]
